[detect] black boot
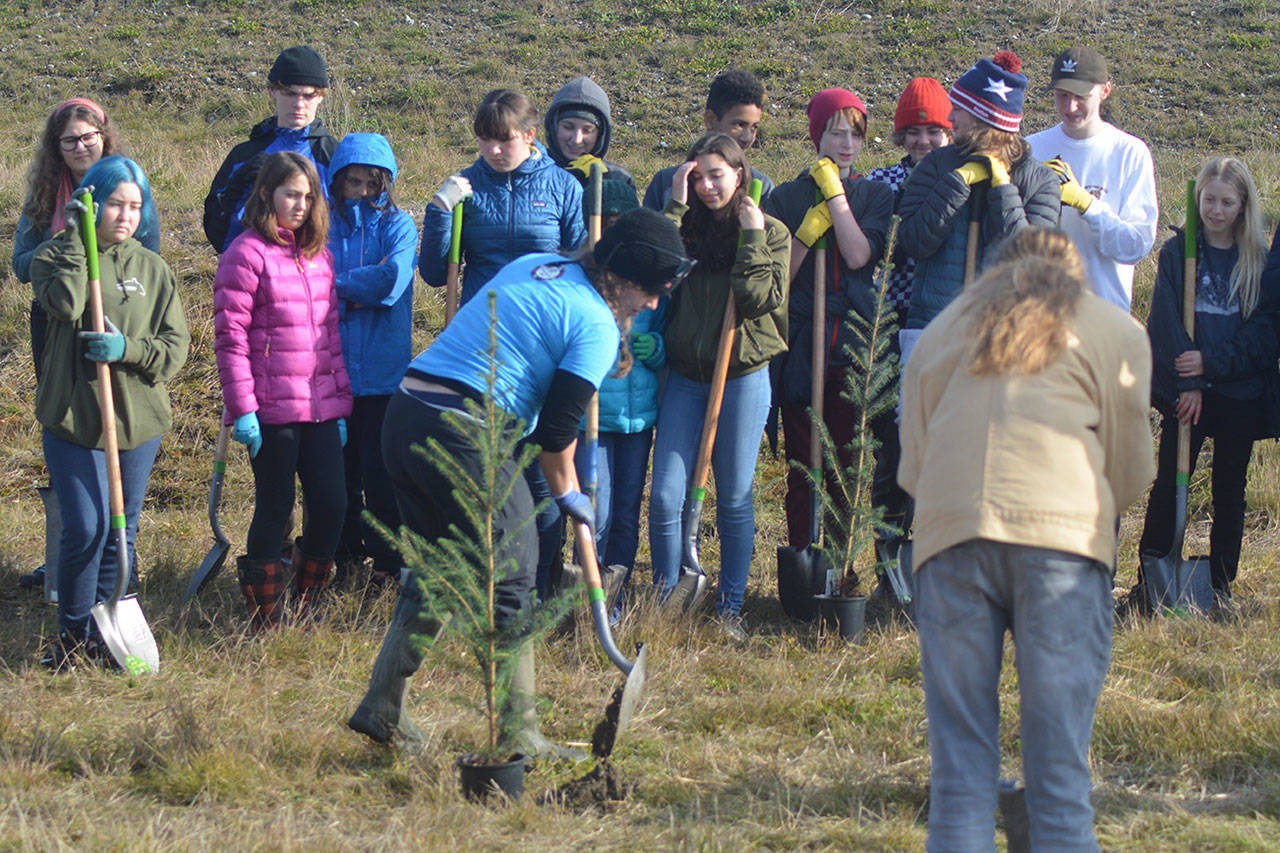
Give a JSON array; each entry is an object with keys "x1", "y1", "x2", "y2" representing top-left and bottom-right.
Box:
[{"x1": 348, "y1": 590, "x2": 433, "y2": 747}]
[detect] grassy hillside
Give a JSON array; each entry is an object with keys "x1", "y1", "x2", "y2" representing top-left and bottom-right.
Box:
[{"x1": 1, "y1": 0, "x2": 1280, "y2": 848}]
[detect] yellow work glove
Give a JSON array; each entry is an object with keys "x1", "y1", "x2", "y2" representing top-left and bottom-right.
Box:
[
  {"x1": 795, "y1": 202, "x2": 833, "y2": 248},
  {"x1": 1045, "y1": 156, "x2": 1093, "y2": 213},
  {"x1": 954, "y1": 159, "x2": 991, "y2": 186},
  {"x1": 568, "y1": 154, "x2": 607, "y2": 182},
  {"x1": 809, "y1": 157, "x2": 845, "y2": 201}
]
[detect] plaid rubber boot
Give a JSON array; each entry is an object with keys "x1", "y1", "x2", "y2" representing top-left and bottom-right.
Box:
[
  {"x1": 291, "y1": 542, "x2": 333, "y2": 618},
  {"x1": 238, "y1": 556, "x2": 285, "y2": 631}
]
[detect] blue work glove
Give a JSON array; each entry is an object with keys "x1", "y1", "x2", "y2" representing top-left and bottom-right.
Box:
[
  {"x1": 554, "y1": 490, "x2": 594, "y2": 529},
  {"x1": 630, "y1": 332, "x2": 657, "y2": 361},
  {"x1": 233, "y1": 412, "x2": 262, "y2": 458},
  {"x1": 79, "y1": 317, "x2": 125, "y2": 363},
  {"x1": 337, "y1": 417, "x2": 347, "y2": 447}
]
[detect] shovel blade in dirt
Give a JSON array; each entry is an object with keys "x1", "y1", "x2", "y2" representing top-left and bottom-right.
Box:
[
  {"x1": 1140, "y1": 549, "x2": 1212, "y2": 612},
  {"x1": 875, "y1": 539, "x2": 914, "y2": 607},
  {"x1": 183, "y1": 422, "x2": 232, "y2": 605},
  {"x1": 776, "y1": 544, "x2": 831, "y2": 622}
]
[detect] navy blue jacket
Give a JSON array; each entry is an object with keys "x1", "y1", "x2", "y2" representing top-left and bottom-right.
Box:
[{"x1": 418, "y1": 141, "x2": 586, "y2": 305}]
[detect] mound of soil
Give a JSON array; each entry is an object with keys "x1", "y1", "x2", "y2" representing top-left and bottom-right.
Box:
[{"x1": 546, "y1": 760, "x2": 632, "y2": 810}]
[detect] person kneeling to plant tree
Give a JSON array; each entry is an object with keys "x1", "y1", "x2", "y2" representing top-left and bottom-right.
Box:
[
  {"x1": 348, "y1": 208, "x2": 692, "y2": 758},
  {"x1": 899, "y1": 228, "x2": 1154, "y2": 850}
]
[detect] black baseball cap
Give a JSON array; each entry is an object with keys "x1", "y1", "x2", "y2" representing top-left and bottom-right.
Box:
[{"x1": 1048, "y1": 47, "x2": 1109, "y2": 96}]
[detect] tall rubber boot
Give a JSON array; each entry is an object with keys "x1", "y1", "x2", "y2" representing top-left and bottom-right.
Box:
[
  {"x1": 238, "y1": 556, "x2": 285, "y2": 632},
  {"x1": 502, "y1": 644, "x2": 587, "y2": 762},
  {"x1": 348, "y1": 590, "x2": 432, "y2": 747},
  {"x1": 292, "y1": 540, "x2": 333, "y2": 619}
]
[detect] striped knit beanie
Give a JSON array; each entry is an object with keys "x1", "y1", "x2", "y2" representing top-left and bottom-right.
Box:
[{"x1": 948, "y1": 51, "x2": 1026, "y2": 133}]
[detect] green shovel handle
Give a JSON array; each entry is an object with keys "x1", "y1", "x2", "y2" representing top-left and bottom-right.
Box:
[{"x1": 74, "y1": 188, "x2": 99, "y2": 281}]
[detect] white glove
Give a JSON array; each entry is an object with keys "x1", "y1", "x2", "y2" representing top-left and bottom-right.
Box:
[{"x1": 433, "y1": 174, "x2": 472, "y2": 211}]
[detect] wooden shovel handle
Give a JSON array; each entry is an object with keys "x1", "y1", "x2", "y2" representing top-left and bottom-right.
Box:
[
  {"x1": 810, "y1": 224, "x2": 827, "y2": 473},
  {"x1": 1178, "y1": 178, "x2": 1198, "y2": 477},
  {"x1": 691, "y1": 299, "x2": 736, "y2": 490}
]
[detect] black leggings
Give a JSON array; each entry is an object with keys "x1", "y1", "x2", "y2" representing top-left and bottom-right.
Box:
[{"x1": 247, "y1": 420, "x2": 347, "y2": 561}]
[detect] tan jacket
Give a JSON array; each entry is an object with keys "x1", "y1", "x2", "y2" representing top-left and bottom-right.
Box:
[{"x1": 899, "y1": 290, "x2": 1155, "y2": 570}]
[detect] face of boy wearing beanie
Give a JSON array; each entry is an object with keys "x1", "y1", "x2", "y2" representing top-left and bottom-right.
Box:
[{"x1": 268, "y1": 46, "x2": 327, "y2": 130}]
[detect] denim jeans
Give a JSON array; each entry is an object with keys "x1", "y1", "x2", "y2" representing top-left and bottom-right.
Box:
[
  {"x1": 575, "y1": 428, "x2": 653, "y2": 569},
  {"x1": 43, "y1": 429, "x2": 160, "y2": 638},
  {"x1": 649, "y1": 367, "x2": 771, "y2": 614},
  {"x1": 917, "y1": 539, "x2": 1111, "y2": 852}
]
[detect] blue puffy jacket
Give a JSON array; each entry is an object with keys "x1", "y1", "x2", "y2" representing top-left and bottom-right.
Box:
[
  {"x1": 596, "y1": 302, "x2": 667, "y2": 434},
  {"x1": 418, "y1": 141, "x2": 586, "y2": 305},
  {"x1": 329, "y1": 133, "x2": 417, "y2": 397}
]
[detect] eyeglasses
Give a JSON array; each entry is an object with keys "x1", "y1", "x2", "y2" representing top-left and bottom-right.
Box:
[{"x1": 59, "y1": 130, "x2": 102, "y2": 151}]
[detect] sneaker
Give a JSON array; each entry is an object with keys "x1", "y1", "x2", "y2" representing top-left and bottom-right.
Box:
[
  {"x1": 39, "y1": 631, "x2": 79, "y2": 673},
  {"x1": 19, "y1": 565, "x2": 46, "y2": 591},
  {"x1": 714, "y1": 612, "x2": 748, "y2": 644}
]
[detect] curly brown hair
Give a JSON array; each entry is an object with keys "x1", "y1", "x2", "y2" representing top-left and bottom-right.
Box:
[
  {"x1": 21, "y1": 102, "x2": 119, "y2": 232},
  {"x1": 963, "y1": 254, "x2": 1084, "y2": 377}
]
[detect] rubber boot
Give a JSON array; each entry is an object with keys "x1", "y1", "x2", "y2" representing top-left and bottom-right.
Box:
[
  {"x1": 238, "y1": 556, "x2": 285, "y2": 632},
  {"x1": 292, "y1": 540, "x2": 333, "y2": 619},
  {"x1": 502, "y1": 644, "x2": 587, "y2": 762},
  {"x1": 347, "y1": 591, "x2": 431, "y2": 748}
]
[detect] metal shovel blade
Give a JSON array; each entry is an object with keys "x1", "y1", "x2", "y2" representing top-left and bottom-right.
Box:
[
  {"x1": 592, "y1": 643, "x2": 647, "y2": 759},
  {"x1": 92, "y1": 593, "x2": 160, "y2": 674},
  {"x1": 184, "y1": 541, "x2": 230, "y2": 605},
  {"x1": 875, "y1": 539, "x2": 914, "y2": 607},
  {"x1": 1140, "y1": 550, "x2": 1213, "y2": 613},
  {"x1": 776, "y1": 544, "x2": 831, "y2": 622}
]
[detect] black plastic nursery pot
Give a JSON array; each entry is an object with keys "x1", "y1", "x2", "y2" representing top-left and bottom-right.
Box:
[
  {"x1": 815, "y1": 594, "x2": 867, "y2": 642},
  {"x1": 457, "y1": 752, "x2": 527, "y2": 802}
]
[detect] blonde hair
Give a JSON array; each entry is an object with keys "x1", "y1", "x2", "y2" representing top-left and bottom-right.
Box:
[
  {"x1": 1195, "y1": 157, "x2": 1267, "y2": 318},
  {"x1": 964, "y1": 255, "x2": 1084, "y2": 376},
  {"x1": 959, "y1": 125, "x2": 1029, "y2": 170}
]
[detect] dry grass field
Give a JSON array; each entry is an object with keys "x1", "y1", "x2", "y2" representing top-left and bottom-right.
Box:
[{"x1": 1, "y1": 0, "x2": 1280, "y2": 848}]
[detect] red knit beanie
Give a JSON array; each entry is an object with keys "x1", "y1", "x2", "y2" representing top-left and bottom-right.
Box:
[
  {"x1": 807, "y1": 88, "x2": 867, "y2": 151},
  {"x1": 894, "y1": 78, "x2": 952, "y2": 132}
]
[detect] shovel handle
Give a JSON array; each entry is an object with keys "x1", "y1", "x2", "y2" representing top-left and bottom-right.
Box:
[
  {"x1": 574, "y1": 519, "x2": 634, "y2": 675},
  {"x1": 77, "y1": 190, "x2": 129, "y2": 607},
  {"x1": 1178, "y1": 178, "x2": 1198, "y2": 479},
  {"x1": 445, "y1": 200, "x2": 464, "y2": 326},
  {"x1": 588, "y1": 161, "x2": 603, "y2": 248},
  {"x1": 209, "y1": 418, "x2": 231, "y2": 544},
  {"x1": 964, "y1": 181, "x2": 988, "y2": 288}
]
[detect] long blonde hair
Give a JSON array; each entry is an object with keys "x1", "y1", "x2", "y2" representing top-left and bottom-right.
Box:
[
  {"x1": 1195, "y1": 157, "x2": 1267, "y2": 318},
  {"x1": 965, "y1": 231, "x2": 1086, "y2": 375}
]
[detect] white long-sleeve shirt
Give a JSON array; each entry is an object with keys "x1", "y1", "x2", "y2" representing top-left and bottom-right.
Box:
[{"x1": 1028, "y1": 122, "x2": 1159, "y2": 311}]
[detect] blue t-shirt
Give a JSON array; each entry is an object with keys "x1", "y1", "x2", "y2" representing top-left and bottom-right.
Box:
[{"x1": 409, "y1": 253, "x2": 620, "y2": 430}]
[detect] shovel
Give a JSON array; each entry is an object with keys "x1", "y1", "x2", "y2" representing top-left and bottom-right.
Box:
[
  {"x1": 573, "y1": 518, "x2": 646, "y2": 756},
  {"x1": 671, "y1": 178, "x2": 764, "y2": 613},
  {"x1": 444, "y1": 197, "x2": 465, "y2": 326},
  {"x1": 777, "y1": 221, "x2": 832, "y2": 622},
  {"x1": 1141, "y1": 179, "x2": 1213, "y2": 613},
  {"x1": 76, "y1": 190, "x2": 160, "y2": 675},
  {"x1": 182, "y1": 418, "x2": 232, "y2": 604},
  {"x1": 963, "y1": 180, "x2": 989, "y2": 288}
]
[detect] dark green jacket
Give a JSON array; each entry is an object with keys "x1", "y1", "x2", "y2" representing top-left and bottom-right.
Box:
[
  {"x1": 662, "y1": 199, "x2": 790, "y2": 382},
  {"x1": 31, "y1": 226, "x2": 189, "y2": 450}
]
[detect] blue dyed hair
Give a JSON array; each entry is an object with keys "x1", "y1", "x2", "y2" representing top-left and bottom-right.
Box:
[{"x1": 77, "y1": 155, "x2": 161, "y2": 252}]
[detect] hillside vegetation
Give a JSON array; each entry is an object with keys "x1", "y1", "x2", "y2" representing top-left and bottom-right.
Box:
[{"x1": 1, "y1": 0, "x2": 1280, "y2": 849}]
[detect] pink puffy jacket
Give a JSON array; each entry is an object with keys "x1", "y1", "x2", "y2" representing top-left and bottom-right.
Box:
[{"x1": 214, "y1": 228, "x2": 352, "y2": 425}]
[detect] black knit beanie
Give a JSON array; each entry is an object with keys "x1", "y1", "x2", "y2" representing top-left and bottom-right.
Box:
[
  {"x1": 269, "y1": 46, "x2": 328, "y2": 88},
  {"x1": 594, "y1": 208, "x2": 692, "y2": 295}
]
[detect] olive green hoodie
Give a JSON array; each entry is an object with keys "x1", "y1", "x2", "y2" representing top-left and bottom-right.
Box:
[{"x1": 31, "y1": 224, "x2": 189, "y2": 450}]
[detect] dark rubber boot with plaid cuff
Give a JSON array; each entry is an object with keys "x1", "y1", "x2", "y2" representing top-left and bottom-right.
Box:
[
  {"x1": 291, "y1": 541, "x2": 334, "y2": 618},
  {"x1": 238, "y1": 556, "x2": 285, "y2": 631}
]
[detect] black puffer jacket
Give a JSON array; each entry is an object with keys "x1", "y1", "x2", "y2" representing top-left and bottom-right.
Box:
[
  {"x1": 1147, "y1": 228, "x2": 1280, "y2": 438},
  {"x1": 898, "y1": 143, "x2": 1060, "y2": 329}
]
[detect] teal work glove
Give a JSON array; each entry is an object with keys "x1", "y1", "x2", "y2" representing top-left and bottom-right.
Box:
[
  {"x1": 631, "y1": 332, "x2": 657, "y2": 361},
  {"x1": 79, "y1": 316, "x2": 125, "y2": 363},
  {"x1": 338, "y1": 417, "x2": 347, "y2": 448},
  {"x1": 233, "y1": 412, "x2": 262, "y2": 458}
]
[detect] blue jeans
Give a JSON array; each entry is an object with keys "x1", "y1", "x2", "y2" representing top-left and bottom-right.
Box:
[
  {"x1": 917, "y1": 539, "x2": 1111, "y2": 852},
  {"x1": 43, "y1": 429, "x2": 160, "y2": 638},
  {"x1": 649, "y1": 367, "x2": 771, "y2": 614},
  {"x1": 575, "y1": 429, "x2": 653, "y2": 606}
]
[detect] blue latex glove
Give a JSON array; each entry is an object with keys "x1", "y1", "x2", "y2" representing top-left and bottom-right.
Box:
[
  {"x1": 79, "y1": 317, "x2": 126, "y2": 363},
  {"x1": 554, "y1": 490, "x2": 594, "y2": 528},
  {"x1": 630, "y1": 332, "x2": 657, "y2": 361},
  {"x1": 337, "y1": 417, "x2": 347, "y2": 447},
  {"x1": 233, "y1": 412, "x2": 262, "y2": 458}
]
